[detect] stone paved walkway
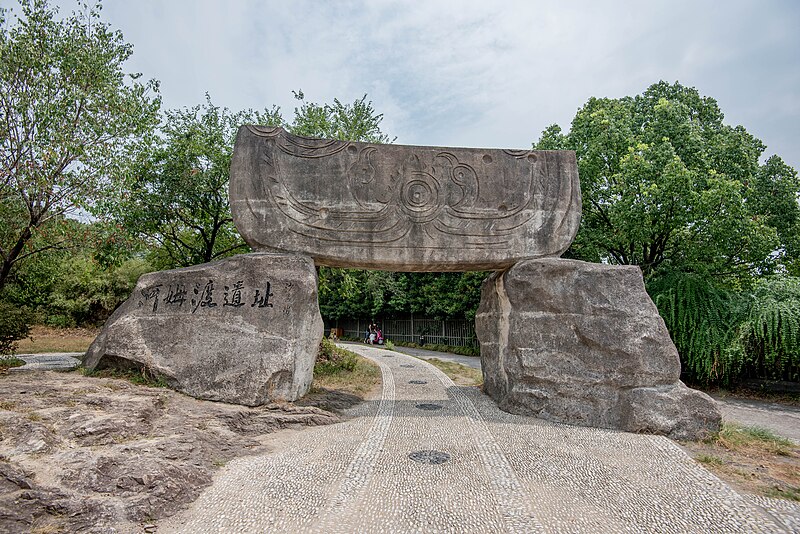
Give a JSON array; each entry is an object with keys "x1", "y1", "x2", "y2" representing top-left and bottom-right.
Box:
[
  {"x1": 12, "y1": 352, "x2": 82, "y2": 371},
  {"x1": 158, "y1": 345, "x2": 798, "y2": 533}
]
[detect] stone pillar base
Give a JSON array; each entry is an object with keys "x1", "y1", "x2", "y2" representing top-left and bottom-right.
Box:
[
  {"x1": 84, "y1": 252, "x2": 322, "y2": 406},
  {"x1": 475, "y1": 258, "x2": 721, "y2": 440}
]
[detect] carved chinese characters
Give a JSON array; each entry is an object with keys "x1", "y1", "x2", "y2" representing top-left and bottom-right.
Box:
[
  {"x1": 83, "y1": 253, "x2": 322, "y2": 405},
  {"x1": 230, "y1": 126, "x2": 582, "y2": 271},
  {"x1": 136, "y1": 279, "x2": 274, "y2": 314}
]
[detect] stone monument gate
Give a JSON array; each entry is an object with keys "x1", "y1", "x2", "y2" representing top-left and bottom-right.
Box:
[{"x1": 85, "y1": 127, "x2": 721, "y2": 440}]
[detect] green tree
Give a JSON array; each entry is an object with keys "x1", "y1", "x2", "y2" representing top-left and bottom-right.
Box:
[
  {"x1": 0, "y1": 0, "x2": 160, "y2": 291},
  {"x1": 535, "y1": 81, "x2": 799, "y2": 281},
  {"x1": 289, "y1": 90, "x2": 394, "y2": 143},
  {"x1": 2, "y1": 218, "x2": 148, "y2": 326},
  {"x1": 109, "y1": 96, "x2": 282, "y2": 268}
]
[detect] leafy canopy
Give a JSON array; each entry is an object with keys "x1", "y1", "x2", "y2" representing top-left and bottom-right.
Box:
[
  {"x1": 106, "y1": 95, "x2": 280, "y2": 269},
  {"x1": 0, "y1": 0, "x2": 160, "y2": 290},
  {"x1": 289, "y1": 90, "x2": 395, "y2": 143},
  {"x1": 535, "y1": 81, "x2": 800, "y2": 281}
]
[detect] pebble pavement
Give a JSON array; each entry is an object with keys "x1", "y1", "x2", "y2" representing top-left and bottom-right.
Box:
[{"x1": 158, "y1": 345, "x2": 799, "y2": 533}]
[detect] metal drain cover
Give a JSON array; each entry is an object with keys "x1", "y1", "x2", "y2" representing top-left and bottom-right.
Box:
[
  {"x1": 408, "y1": 380, "x2": 428, "y2": 385},
  {"x1": 400, "y1": 364, "x2": 414, "y2": 368},
  {"x1": 409, "y1": 450, "x2": 451, "y2": 464},
  {"x1": 415, "y1": 403, "x2": 442, "y2": 411},
  {"x1": 383, "y1": 354, "x2": 394, "y2": 357}
]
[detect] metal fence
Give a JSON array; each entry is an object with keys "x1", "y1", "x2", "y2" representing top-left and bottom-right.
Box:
[{"x1": 325, "y1": 315, "x2": 478, "y2": 347}]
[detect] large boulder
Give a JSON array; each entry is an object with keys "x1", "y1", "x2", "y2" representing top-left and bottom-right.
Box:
[
  {"x1": 230, "y1": 126, "x2": 581, "y2": 271},
  {"x1": 475, "y1": 258, "x2": 721, "y2": 440},
  {"x1": 84, "y1": 253, "x2": 322, "y2": 405}
]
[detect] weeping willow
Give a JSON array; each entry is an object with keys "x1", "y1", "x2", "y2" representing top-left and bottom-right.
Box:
[
  {"x1": 648, "y1": 273, "x2": 745, "y2": 384},
  {"x1": 737, "y1": 278, "x2": 800, "y2": 382}
]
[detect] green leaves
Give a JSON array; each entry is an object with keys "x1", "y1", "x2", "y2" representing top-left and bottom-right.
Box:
[
  {"x1": 650, "y1": 274, "x2": 800, "y2": 384},
  {"x1": 0, "y1": 0, "x2": 160, "y2": 290},
  {"x1": 109, "y1": 95, "x2": 281, "y2": 269},
  {"x1": 538, "y1": 80, "x2": 799, "y2": 282},
  {"x1": 289, "y1": 91, "x2": 394, "y2": 144}
]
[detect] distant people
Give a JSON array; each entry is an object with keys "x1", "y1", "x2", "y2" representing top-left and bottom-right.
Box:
[
  {"x1": 364, "y1": 326, "x2": 371, "y2": 344},
  {"x1": 368, "y1": 324, "x2": 377, "y2": 345},
  {"x1": 376, "y1": 327, "x2": 384, "y2": 345}
]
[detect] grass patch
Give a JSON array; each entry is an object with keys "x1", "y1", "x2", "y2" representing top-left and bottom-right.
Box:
[
  {"x1": 765, "y1": 486, "x2": 800, "y2": 502},
  {"x1": 0, "y1": 356, "x2": 25, "y2": 370},
  {"x1": 313, "y1": 353, "x2": 380, "y2": 397},
  {"x1": 712, "y1": 423, "x2": 794, "y2": 456},
  {"x1": 298, "y1": 339, "x2": 382, "y2": 413},
  {"x1": 79, "y1": 366, "x2": 170, "y2": 388},
  {"x1": 421, "y1": 357, "x2": 483, "y2": 386},
  {"x1": 695, "y1": 454, "x2": 724, "y2": 466},
  {"x1": 685, "y1": 421, "x2": 800, "y2": 502},
  {"x1": 315, "y1": 338, "x2": 359, "y2": 376},
  {"x1": 14, "y1": 325, "x2": 97, "y2": 354}
]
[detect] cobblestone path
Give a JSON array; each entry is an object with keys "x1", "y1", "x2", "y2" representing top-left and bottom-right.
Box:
[{"x1": 158, "y1": 345, "x2": 796, "y2": 533}]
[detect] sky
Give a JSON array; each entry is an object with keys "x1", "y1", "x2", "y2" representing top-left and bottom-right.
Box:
[{"x1": 4, "y1": 0, "x2": 800, "y2": 170}]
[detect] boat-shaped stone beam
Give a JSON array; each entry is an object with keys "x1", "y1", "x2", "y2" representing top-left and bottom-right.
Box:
[{"x1": 230, "y1": 126, "x2": 581, "y2": 271}]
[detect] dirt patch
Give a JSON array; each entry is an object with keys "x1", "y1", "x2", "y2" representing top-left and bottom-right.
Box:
[
  {"x1": 422, "y1": 358, "x2": 483, "y2": 386},
  {"x1": 15, "y1": 326, "x2": 99, "y2": 354},
  {"x1": 0, "y1": 371, "x2": 344, "y2": 533},
  {"x1": 681, "y1": 424, "x2": 800, "y2": 502}
]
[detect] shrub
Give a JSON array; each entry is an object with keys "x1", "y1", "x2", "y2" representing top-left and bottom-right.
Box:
[
  {"x1": 0, "y1": 302, "x2": 32, "y2": 356},
  {"x1": 649, "y1": 272, "x2": 745, "y2": 384},
  {"x1": 315, "y1": 337, "x2": 358, "y2": 376}
]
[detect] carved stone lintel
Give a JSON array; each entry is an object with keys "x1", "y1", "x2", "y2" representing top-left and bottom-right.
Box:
[{"x1": 230, "y1": 126, "x2": 581, "y2": 271}]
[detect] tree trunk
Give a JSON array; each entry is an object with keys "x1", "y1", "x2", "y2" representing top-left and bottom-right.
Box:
[{"x1": 0, "y1": 226, "x2": 32, "y2": 293}]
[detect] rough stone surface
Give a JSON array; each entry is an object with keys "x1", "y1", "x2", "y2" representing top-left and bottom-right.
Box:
[
  {"x1": 475, "y1": 257, "x2": 722, "y2": 440},
  {"x1": 0, "y1": 371, "x2": 338, "y2": 534},
  {"x1": 230, "y1": 126, "x2": 581, "y2": 271},
  {"x1": 83, "y1": 252, "x2": 322, "y2": 405}
]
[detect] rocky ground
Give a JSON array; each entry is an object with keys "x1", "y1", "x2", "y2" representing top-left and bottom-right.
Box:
[{"x1": 0, "y1": 371, "x2": 343, "y2": 533}]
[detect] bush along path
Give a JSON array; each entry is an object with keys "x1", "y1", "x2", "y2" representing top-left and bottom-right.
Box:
[{"x1": 158, "y1": 344, "x2": 797, "y2": 533}]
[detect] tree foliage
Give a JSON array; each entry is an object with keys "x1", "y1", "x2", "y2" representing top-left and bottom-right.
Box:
[
  {"x1": 649, "y1": 273, "x2": 745, "y2": 383},
  {"x1": 535, "y1": 81, "x2": 799, "y2": 281},
  {"x1": 0, "y1": 0, "x2": 160, "y2": 290},
  {"x1": 1, "y1": 218, "x2": 149, "y2": 326},
  {"x1": 106, "y1": 96, "x2": 280, "y2": 269},
  {"x1": 289, "y1": 90, "x2": 394, "y2": 143},
  {"x1": 649, "y1": 273, "x2": 800, "y2": 384},
  {"x1": 738, "y1": 277, "x2": 800, "y2": 381}
]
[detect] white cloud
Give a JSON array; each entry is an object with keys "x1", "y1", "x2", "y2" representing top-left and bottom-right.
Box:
[{"x1": 3, "y1": 0, "x2": 798, "y2": 167}]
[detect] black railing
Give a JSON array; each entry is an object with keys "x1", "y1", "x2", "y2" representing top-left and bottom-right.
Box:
[{"x1": 325, "y1": 315, "x2": 478, "y2": 347}]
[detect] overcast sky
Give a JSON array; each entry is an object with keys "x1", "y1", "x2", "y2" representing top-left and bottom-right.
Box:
[{"x1": 5, "y1": 0, "x2": 800, "y2": 170}]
